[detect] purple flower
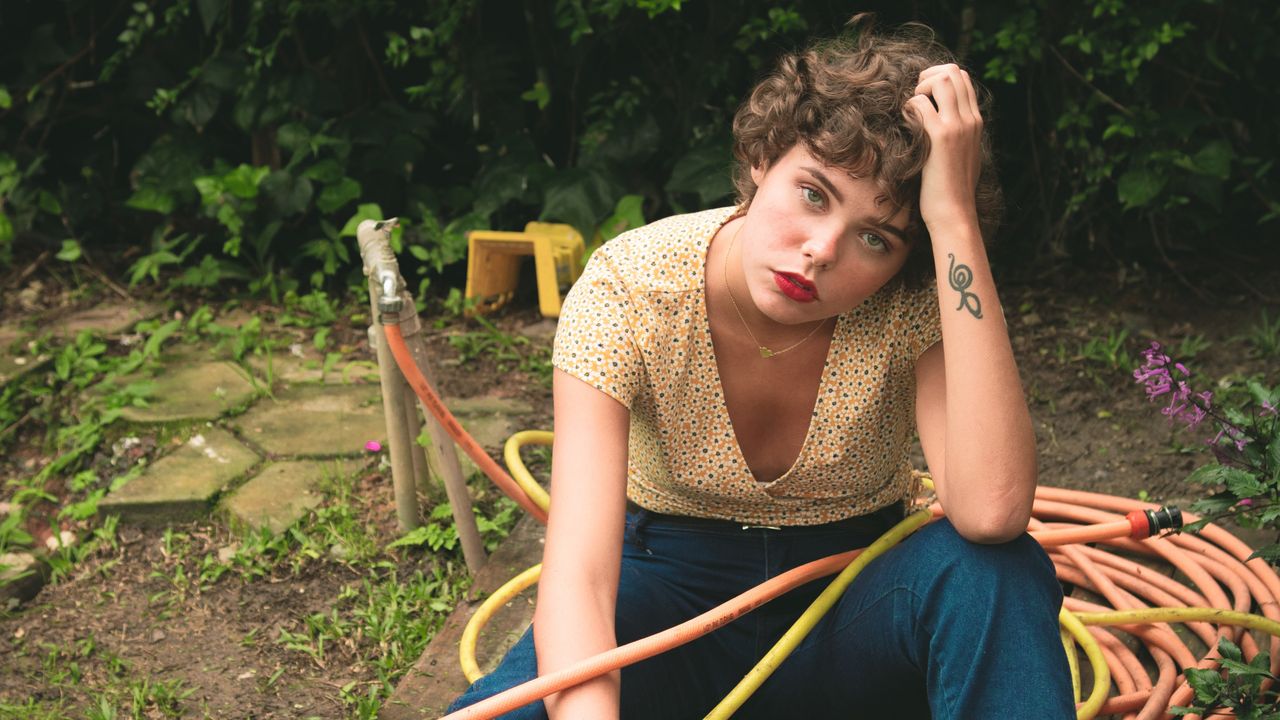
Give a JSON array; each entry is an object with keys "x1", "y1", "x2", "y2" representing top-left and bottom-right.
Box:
[
  {"x1": 1183, "y1": 405, "x2": 1207, "y2": 430},
  {"x1": 1263, "y1": 400, "x2": 1277, "y2": 417}
]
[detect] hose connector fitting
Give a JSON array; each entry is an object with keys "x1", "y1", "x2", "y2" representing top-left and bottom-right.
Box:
[
  {"x1": 354, "y1": 217, "x2": 405, "y2": 324},
  {"x1": 1126, "y1": 506, "x2": 1183, "y2": 539}
]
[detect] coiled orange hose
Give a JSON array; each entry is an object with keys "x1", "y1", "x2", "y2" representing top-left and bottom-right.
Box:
[{"x1": 382, "y1": 322, "x2": 1280, "y2": 720}]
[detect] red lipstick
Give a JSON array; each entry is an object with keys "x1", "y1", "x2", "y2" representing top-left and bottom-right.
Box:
[{"x1": 773, "y1": 271, "x2": 819, "y2": 302}]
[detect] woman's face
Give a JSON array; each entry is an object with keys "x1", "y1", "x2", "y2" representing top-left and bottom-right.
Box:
[{"x1": 740, "y1": 144, "x2": 914, "y2": 326}]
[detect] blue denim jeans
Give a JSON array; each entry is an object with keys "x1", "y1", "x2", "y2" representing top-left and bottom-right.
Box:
[{"x1": 449, "y1": 507, "x2": 1074, "y2": 719}]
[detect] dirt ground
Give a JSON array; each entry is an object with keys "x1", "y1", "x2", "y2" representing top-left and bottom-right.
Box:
[{"x1": 2, "y1": 262, "x2": 1278, "y2": 718}]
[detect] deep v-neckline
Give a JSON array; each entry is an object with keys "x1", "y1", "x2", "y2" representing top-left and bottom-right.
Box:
[{"x1": 697, "y1": 222, "x2": 841, "y2": 485}]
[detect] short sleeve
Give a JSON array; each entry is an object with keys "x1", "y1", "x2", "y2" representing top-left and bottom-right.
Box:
[
  {"x1": 552, "y1": 249, "x2": 645, "y2": 408},
  {"x1": 905, "y1": 280, "x2": 942, "y2": 360}
]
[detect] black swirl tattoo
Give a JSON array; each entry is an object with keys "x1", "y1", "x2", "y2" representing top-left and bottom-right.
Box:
[{"x1": 947, "y1": 253, "x2": 983, "y2": 319}]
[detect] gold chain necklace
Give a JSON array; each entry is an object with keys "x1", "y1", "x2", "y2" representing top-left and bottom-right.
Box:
[{"x1": 722, "y1": 222, "x2": 828, "y2": 359}]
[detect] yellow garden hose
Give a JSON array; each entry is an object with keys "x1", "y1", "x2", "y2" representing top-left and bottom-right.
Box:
[
  {"x1": 704, "y1": 508, "x2": 933, "y2": 718},
  {"x1": 461, "y1": 564, "x2": 543, "y2": 683},
  {"x1": 501, "y1": 431, "x2": 552, "y2": 513},
  {"x1": 1059, "y1": 607, "x2": 1111, "y2": 719},
  {"x1": 383, "y1": 296, "x2": 1280, "y2": 718}
]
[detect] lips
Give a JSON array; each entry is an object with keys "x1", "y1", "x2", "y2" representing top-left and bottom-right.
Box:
[{"x1": 773, "y1": 271, "x2": 819, "y2": 302}]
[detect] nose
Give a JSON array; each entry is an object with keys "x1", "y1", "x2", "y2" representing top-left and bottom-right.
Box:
[{"x1": 800, "y1": 227, "x2": 841, "y2": 269}]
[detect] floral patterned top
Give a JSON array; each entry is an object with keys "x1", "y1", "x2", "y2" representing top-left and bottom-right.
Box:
[{"x1": 552, "y1": 207, "x2": 942, "y2": 525}]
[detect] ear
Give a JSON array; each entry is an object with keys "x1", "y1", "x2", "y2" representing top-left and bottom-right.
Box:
[{"x1": 750, "y1": 163, "x2": 765, "y2": 185}]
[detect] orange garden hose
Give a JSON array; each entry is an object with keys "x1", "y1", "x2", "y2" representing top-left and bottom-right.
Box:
[{"x1": 382, "y1": 321, "x2": 1280, "y2": 720}]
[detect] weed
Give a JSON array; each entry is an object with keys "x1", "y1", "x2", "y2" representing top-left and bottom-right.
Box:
[
  {"x1": 1173, "y1": 333, "x2": 1213, "y2": 360},
  {"x1": 1078, "y1": 327, "x2": 1135, "y2": 373},
  {"x1": 1244, "y1": 309, "x2": 1280, "y2": 357},
  {"x1": 447, "y1": 314, "x2": 552, "y2": 385}
]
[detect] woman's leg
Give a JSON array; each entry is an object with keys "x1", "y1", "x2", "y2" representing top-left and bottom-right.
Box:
[
  {"x1": 446, "y1": 513, "x2": 769, "y2": 719},
  {"x1": 758, "y1": 519, "x2": 1074, "y2": 719}
]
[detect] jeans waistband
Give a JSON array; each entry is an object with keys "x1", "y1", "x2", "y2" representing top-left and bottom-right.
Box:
[{"x1": 625, "y1": 500, "x2": 906, "y2": 535}]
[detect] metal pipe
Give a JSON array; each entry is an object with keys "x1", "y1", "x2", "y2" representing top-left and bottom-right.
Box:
[
  {"x1": 406, "y1": 332, "x2": 486, "y2": 574},
  {"x1": 369, "y1": 324, "x2": 420, "y2": 532},
  {"x1": 356, "y1": 217, "x2": 485, "y2": 570},
  {"x1": 358, "y1": 218, "x2": 419, "y2": 532}
]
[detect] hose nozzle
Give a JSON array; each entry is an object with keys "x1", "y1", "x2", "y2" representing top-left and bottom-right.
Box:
[{"x1": 1126, "y1": 506, "x2": 1183, "y2": 539}]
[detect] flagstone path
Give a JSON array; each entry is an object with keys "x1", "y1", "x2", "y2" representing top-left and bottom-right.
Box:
[{"x1": 1, "y1": 301, "x2": 541, "y2": 607}]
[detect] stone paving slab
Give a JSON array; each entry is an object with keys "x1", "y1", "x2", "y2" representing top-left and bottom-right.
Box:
[
  {"x1": 99, "y1": 428, "x2": 260, "y2": 524},
  {"x1": 233, "y1": 384, "x2": 387, "y2": 457},
  {"x1": 445, "y1": 395, "x2": 539, "y2": 479},
  {"x1": 0, "y1": 551, "x2": 47, "y2": 611},
  {"x1": 51, "y1": 301, "x2": 165, "y2": 339},
  {"x1": 107, "y1": 361, "x2": 261, "y2": 424},
  {"x1": 221, "y1": 459, "x2": 365, "y2": 534},
  {"x1": 380, "y1": 513, "x2": 546, "y2": 720},
  {"x1": 245, "y1": 343, "x2": 381, "y2": 385},
  {"x1": 0, "y1": 351, "x2": 48, "y2": 386}
]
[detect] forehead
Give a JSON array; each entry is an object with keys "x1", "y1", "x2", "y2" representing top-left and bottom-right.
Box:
[{"x1": 775, "y1": 146, "x2": 911, "y2": 223}]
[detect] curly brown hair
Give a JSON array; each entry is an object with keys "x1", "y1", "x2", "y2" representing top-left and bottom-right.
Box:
[{"x1": 731, "y1": 15, "x2": 1003, "y2": 286}]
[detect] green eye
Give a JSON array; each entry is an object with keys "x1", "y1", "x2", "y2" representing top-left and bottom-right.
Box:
[
  {"x1": 802, "y1": 187, "x2": 823, "y2": 205},
  {"x1": 861, "y1": 232, "x2": 889, "y2": 252}
]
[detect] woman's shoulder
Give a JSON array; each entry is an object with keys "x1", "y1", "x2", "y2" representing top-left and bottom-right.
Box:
[{"x1": 591, "y1": 207, "x2": 736, "y2": 293}]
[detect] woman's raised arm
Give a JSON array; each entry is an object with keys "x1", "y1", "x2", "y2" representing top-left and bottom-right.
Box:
[
  {"x1": 534, "y1": 369, "x2": 631, "y2": 718},
  {"x1": 910, "y1": 64, "x2": 1038, "y2": 543}
]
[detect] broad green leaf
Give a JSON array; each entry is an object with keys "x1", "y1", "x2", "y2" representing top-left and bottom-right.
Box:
[
  {"x1": 303, "y1": 159, "x2": 344, "y2": 184},
  {"x1": 599, "y1": 193, "x2": 645, "y2": 243},
  {"x1": 1186, "y1": 464, "x2": 1228, "y2": 486},
  {"x1": 339, "y1": 203, "x2": 386, "y2": 237},
  {"x1": 0, "y1": 86, "x2": 10, "y2": 109},
  {"x1": 56, "y1": 239, "x2": 82, "y2": 262},
  {"x1": 277, "y1": 122, "x2": 311, "y2": 154},
  {"x1": 541, "y1": 168, "x2": 621, "y2": 241},
  {"x1": 125, "y1": 187, "x2": 176, "y2": 214},
  {"x1": 1191, "y1": 140, "x2": 1234, "y2": 180},
  {"x1": 223, "y1": 164, "x2": 269, "y2": 199},
  {"x1": 1184, "y1": 666, "x2": 1226, "y2": 703},
  {"x1": 260, "y1": 171, "x2": 312, "y2": 217},
  {"x1": 1248, "y1": 543, "x2": 1280, "y2": 564},
  {"x1": 1223, "y1": 468, "x2": 1266, "y2": 499},
  {"x1": 666, "y1": 143, "x2": 735, "y2": 206},
  {"x1": 1117, "y1": 168, "x2": 1166, "y2": 209},
  {"x1": 0, "y1": 211, "x2": 13, "y2": 245},
  {"x1": 38, "y1": 190, "x2": 62, "y2": 214},
  {"x1": 316, "y1": 177, "x2": 361, "y2": 214},
  {"x1": 520, "y1": 80, "x2": 551, "y2": 110},
  {"x1": 1218, "y1": 636, "x2": 1244, "y2": 663},
  {"x1": 178, "y1": 84, "x2": 221, "y2": 130}
]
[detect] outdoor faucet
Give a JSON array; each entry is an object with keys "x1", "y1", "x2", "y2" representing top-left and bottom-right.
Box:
[{"x1": 356, "y1": 217, "x2": 404, "y2": 320}]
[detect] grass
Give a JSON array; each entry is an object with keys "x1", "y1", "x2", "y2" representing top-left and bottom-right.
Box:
[
  {"x1": 1, "y1": 295, "x2": 534, "y2": 717},
  {"x1": 1244, "y1": 309, "x2": 1280, "y2": 357}
]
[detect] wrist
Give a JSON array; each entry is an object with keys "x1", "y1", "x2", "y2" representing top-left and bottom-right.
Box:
[{"x1": 921, "y1": 204, "x2": 981, "y2": 237}]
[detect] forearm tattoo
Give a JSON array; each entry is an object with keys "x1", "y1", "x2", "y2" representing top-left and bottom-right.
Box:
[{"x1": 947, "y1": 254, "x2": 983, "y2": 319}]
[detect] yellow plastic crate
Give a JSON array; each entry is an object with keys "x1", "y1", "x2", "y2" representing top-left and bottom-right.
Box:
[{"x1": 464, "y1": 222, "x2": 585, "y2": 318}]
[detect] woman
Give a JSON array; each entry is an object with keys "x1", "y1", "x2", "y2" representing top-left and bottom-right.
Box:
[{"x1": 451, "y1": 16, "x2": 1073, "y2": 719}]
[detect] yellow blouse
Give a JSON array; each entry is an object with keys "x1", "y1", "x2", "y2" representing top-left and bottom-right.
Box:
[{"x1": 552, "y1": 207, "x2": 942, "y2": 525}]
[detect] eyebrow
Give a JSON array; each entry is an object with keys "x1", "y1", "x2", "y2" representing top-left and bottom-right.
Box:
[
  {"x1": 802, "y1": 166, "x2": 911, "y2": 246},
  {"x1": 801, "y1": 166, "x2": 845, "y2": 204},
  {"x1": 873, "y1": 221, "x2": 910, "y2": 246}
]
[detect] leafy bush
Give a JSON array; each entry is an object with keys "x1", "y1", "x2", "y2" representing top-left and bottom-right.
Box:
[{"x1": 1, "y1": 1, "x2": 1275, "y2": 296}]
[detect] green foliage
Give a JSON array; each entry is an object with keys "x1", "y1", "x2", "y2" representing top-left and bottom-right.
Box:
[
  {"x1": 1171, "y1": 637, "x2": 1280, "y2": 718},
  {"x1": 974, "y1": 0, "x2": 1279, "y2": 261},
  {"x1": 1, "y1": 0, "x2": 1276, "y2": 296},
  {"x1": 1244, "y1": 310, "x2": 1280, "y2": 359}
]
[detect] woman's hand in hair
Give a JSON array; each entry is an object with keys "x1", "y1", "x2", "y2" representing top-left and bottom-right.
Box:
[{"x1": 905, "y1": 63, "x2": 984, "y2": 233}]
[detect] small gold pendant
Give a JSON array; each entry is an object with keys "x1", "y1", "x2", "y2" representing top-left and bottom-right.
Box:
[{"x1": 758, "y1": 346, "x2": 774, "y2": 358}]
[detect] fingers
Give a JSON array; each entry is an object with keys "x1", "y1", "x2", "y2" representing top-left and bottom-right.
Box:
[{"x1": 913, "y1": 64, "x2": 982, "y2": 124}]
